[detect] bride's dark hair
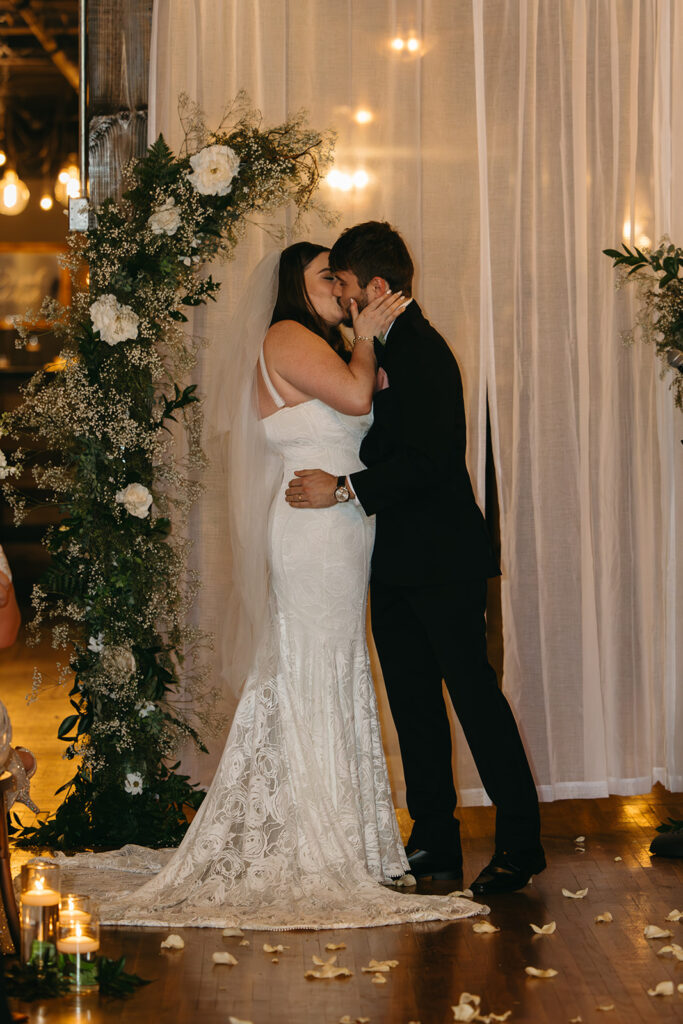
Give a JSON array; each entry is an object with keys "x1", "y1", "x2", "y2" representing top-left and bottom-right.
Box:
[{"x1": 270, "y1": 242, "x2": 350, "y2": 362}]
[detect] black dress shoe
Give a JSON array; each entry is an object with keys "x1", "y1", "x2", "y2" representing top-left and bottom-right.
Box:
[
  {"x1": 470, "y1": 850, "x2": 546, "y2": 895},
  {"x1": 407, "y1": 848, "x2": 463, "y2": 881}
]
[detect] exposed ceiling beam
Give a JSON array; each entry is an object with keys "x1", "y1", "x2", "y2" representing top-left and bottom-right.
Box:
[{"x1": 8, "y1": 0, "x2": 78, "y2": 91}]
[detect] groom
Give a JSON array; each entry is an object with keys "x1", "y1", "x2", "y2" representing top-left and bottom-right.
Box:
[{"x1": 285, "y1": 221, "x2": 544, "y2": 894}]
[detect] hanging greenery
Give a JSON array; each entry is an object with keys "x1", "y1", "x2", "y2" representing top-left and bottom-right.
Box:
[
  {"x1": 0, "y1": 94, "x2": 333, "y2": 849},
  {"x1": 604, "y1": 238, "x2": 683, "y2": 409}
]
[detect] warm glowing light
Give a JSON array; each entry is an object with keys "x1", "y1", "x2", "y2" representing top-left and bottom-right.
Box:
[
  {"x1": 327, "y1": 168, "x2": 370, "y2": 192},
  {"x1": 54, "y1": 159, "x2": 80, "y2": 206},
  {"x1": 406, "y1": 36, "x2": 420, "y2": 52},
  {"x1": 622, "y1": 219, "x2": 632, "y2": 241},
  {"x1": 638, "y1": 235, "x2": 651, "y2": 249},
  {"x1": 40, "y1": 194, "x2": 53, "y2": 211},
  {"x1": 0, "y1": 169, "x2": 30, "y2": 215},
  {"x1": 391, "y1": 37, "x2": 405, "y2": 51},
  {"x1": 0, "y1": 150, "x2": 6, "y2": 167},
  {"x1": 354, "y1": 108, "x2": 373, "y2": 125}
]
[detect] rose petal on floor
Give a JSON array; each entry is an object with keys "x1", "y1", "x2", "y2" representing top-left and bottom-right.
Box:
[
  {"x1": 594, "y1": 912, "x2": 613, "y2": 923},
  {"x1": 530, "y1": 922, "x2": 556, "y2": 935},
  {"x1": 371, "y1": 974, "x2": 387, "y2": 985},
  {"x1": 656, "y1": 943, "x2": 683, "y2": 961},
  {"x1": 575, "y1": 836, "x2": 586, "y2": 843},
  {"x1": 239, "y1": 938, "x2": 250, "y2": 946},
  {"x1": 569, "y1": 1016, "x2": 583, "y2": 1022},
  {"x1": 222, "y1": 927, "x2": 244, "y2": 937},
  {"x1": 160, "y1": 934, "x2": 184, "y2": 949},
  {"x1": 326, "y1": 943, "x2": 347, "y2": 951},
  {"x1": 643, "y1": 925, "x2": 674, "y2": 939},
  {"x1": 647, "y1": 981, "x2": 674, "y2": 997},
  {"x1": 305, "y1": 954, "x2": 353, "y2": 979},
  {"x1": 562, "y1": 888, "x2": 588, "y2": 899},
  {"x1": 613, "y1": 856, "x2": 622, "y2": 862},
  {"x1": 525, "y1": 966, "x2": 558, "y2": 978},
  {"x1": 666, "y1": 909, "x2": 683, "y2": 921},
  {"x1": 595, "y1": 1005, "x2": 615, "y2": 1012},
  {"x1": 263, "y1": 943, "x2": 288, "y2": 953},
  {"x1": 473, "y1": 921, "x2": 500, "y2": 934},
  {"x1": 228, "y1": 1017, "x2": 253, "y2": 1024},
  {"x1": 212, "y1": 952, "x2": 238, "y2": 965},
  {"x1": 451, "y1": 889, "x2": 474, "y2": 898},
  {"x1": 361, "y1": 959, "x2": 399, "y2": 972}
]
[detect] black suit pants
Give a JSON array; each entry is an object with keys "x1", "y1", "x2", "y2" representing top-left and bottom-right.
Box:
[{"x1": 370, "y1": 577, "x2": 541, "y2": 855}]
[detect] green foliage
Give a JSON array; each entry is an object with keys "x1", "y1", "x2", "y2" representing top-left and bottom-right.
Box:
[
  {"x1": 604, "y1": 238, "x2": 683, "y2": 409},
  {"x1": 3, "y1": 959, "x2": 71, "y2": 1001},
  {"x1": 2, "y1": 955, "x2": 152, "y2": 1002},
  {"x1": 1, "y1": 95, "x2": 333, "y2": 850}
]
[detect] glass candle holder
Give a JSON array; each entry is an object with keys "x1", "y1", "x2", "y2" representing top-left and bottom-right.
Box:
[
  {"x1": 20, "y1": 861, "x2": 61, "y2": 967},
  {"x1": 57, "y1": 899, "x2": 100, "y2": 993}
]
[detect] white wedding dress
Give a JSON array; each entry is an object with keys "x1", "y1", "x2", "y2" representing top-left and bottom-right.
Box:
[{"x1": 54, "y1": 370, "x2": 485, "y2": 930}]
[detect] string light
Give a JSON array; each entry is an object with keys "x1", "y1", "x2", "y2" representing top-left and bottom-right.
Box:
[
  {"x1": 0, "y1": 169, "x2": 30, "y2": 215},
  {"x1": 0, "y1": 150, "x2": 6, "y2": 167},
  {"x1": 54, "y1": 158, "x2": 80, "y2": 207},
  {"x1": 390, "y1": 35, "x2": 422, "y2": 55},
  {"x1": 40, "y1": 194, "x2": 54, "y2": 211},
  {"x1": 326, "y1": 168, "x2": 370, "y2": 192},
  {"x1": 390, "y1": 37, "x2": 405, "y2": 51},
  {"x1": 353, "y1": 109, "x2": 373, "y2": 125}
]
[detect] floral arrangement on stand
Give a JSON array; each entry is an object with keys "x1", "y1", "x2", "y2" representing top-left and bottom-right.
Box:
[
  {"x1": 0, "y1": 94, "x2": 333, "y2": 850},
  {"x1": 604, "y1": 238, "x2": 683, "y2": 408}
]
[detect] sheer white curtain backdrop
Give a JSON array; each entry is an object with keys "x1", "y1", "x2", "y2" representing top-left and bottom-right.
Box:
[{"x1": 149, "y1": 0, "x2": 682, "y2": 803}]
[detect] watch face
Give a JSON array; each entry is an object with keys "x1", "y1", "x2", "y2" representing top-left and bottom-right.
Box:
[{"x1": 335, "y1": 486, "x2": 350, "y2": 503}]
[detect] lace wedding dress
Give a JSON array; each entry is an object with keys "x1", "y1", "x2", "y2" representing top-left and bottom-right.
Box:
[{"x1": 55, "y1": 384, "x2": 486, "y2": 930}]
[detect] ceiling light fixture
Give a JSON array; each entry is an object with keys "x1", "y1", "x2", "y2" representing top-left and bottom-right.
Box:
[{"x1": 0, "y1": 169, "x2": 30, "y2": 215}]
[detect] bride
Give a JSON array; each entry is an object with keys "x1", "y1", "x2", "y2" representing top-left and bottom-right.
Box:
[{"x1": 56, "y1": 244, "x2": 485, "y2": 930}]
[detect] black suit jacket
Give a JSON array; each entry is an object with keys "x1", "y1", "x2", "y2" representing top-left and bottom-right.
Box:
[{"x1": 350, "y1": 301, "x2": 499, "y2": 586}]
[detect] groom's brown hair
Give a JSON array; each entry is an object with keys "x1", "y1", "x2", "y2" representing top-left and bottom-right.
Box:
[{"x1": 329, "y1": 221, "x2": 413, "y2": 296}]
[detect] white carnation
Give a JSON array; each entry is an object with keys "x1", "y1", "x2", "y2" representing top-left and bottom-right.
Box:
[
  {"x1": 115, "y1": 482, "x2": 153, "y2": 519},
  {"x1": 87, "y1": 633, "x2": 105, "y2": 653},
  {"x1": 124, "y1": 772, "x2": 143, "y2": 796},
  {"x1": 148, "y1": 196, "x2": 182, "y2": 236},
  {"x1": 90, "y1": 294, "x2": 140, "y2": 346},
  {"x1": 136, "y1": 700, "x2": 156, "y2": 718},
  {"x1": 187, "y1": 144, "x2": 240, "y2": 196}
]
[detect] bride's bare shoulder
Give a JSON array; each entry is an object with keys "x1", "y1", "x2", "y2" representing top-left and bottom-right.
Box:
[{"x1": 265, "y1": 320, "x2": 323, "y2": 350}]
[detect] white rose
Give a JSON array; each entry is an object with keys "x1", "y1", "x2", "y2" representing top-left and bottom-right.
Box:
[
  {"x1": 115, "y1": 482, "x2": 153, "y2": 519},
  {"x1": 187, "y1": 144, "x2": 240, "y2": 196},
  {"x1": 90, "y1": 294, "x2": 140, "y2": 346},
  {"x1": 148, "y1": 196, "x2": 182, "y2": 236},
  {"x1": 136, "y1": 700, "x2": 156, "y2": 718},
  {"x1": 103, "y1": 645, "x2": 136, "y2": 678},
  {"x1": 124, "y1": 772, "x2": 143, "y2": 796}
]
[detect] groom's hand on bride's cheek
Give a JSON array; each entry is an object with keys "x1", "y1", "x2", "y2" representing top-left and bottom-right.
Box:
[{"x1": 285, "y1": 469, "x2": 337, "y2": 508}]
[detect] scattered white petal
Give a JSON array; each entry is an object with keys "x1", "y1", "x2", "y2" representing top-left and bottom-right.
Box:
[
  {"x1": 479, "y1": 1014, "x2": 511, "y2": 1023},
  {"x1": 326, "y1": 943, "x2": 347, "y2": 951},
  {"x1": 643, "y1": 925, "x2": 673, "y2": 939},
  {"x1": 666, "y1": 909, "x2": 683, "y2": 921},
  {"x1": 530, "y1": 921, "x2": 556, "y2": 935},
  {"x1": 160, "y1": 934, "x2": 184, "y2": 949},
  {"x1": 239, "y1": 939, "x2": 250, "y2": 946},
  {"x1": 305, "y1": 954, "x2": 352, "y2": 979},
  {"x1": 569, "y1": 1017, "x2": 583, "y2": 1023},
  {"x1": 339, "y1": 1018, "x2": 370, "y2": 1024},
  {"x1": 452, "y1": 993, "x2": 481, "y2": 1021},
  {"x1": 451, "y1": 888, "x2": 474, "y2": 898},
  {"x1": 228, "y1": 1018, "x2": 253, "y2": 1024},
  {"x1": 371, "y1": 974, "x2": 387, "y2": 985},
  {"x1": 212, "y1": 952, "x2": 238, "y2": 965},
  {"x1": 647, "y1": 981, "x2": 674, "y2": 997},
  {"x1": 263, "y1": 943, "x2": 288, "y2": 953},
  {"x1": 361, "y1": 959, "x2": 398, "y2": 973},
  {"x1": 271, "y1": 957, "x2": 279, "y2": 963},
  {"x1": 562, "y1": 888, "x2": 588, "y2": 899},
  {"x1": 222, "y1": 927, "x2": 244, "y2": 937},
  {"x1": 472, "y1": 921, "x2": 500, "y2": 934},
  {"x1": 575, "y1": 836, "x2": 586, "y2": 843},
  {"x1": 657, "y1": 943, "x2": 683, "y2": 961},
  {"x1": 678, "y1": 984, "x2": 683, "y2": 994},
  {"x1": 613, "y1": 856, "x2": 622, "y2": 862},
  {"x1": 594, "y1": 912, "x2": 613, "y2": 923},
  {"x1": 525, "y1": 967, "x2": 558, "y2": 978},
  {"x1": 595, "y1": 1005, "x2": 614, "y2": 1012}
]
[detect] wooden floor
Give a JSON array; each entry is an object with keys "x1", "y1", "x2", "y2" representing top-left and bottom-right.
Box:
[{"x1": 2, "y1": 632, "x2": 683, "y2": 1023}]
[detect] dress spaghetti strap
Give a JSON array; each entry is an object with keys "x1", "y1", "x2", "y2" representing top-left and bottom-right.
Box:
[{"x1": 259, "y1": 347, "x2": 286, "y2": 409}]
